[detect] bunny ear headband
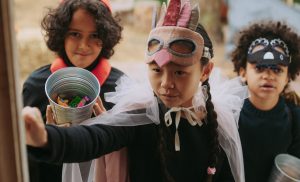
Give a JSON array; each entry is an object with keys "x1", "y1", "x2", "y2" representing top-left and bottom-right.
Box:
[{"x1": 145, "y1": 0, "x2": 206, "y2": 67}]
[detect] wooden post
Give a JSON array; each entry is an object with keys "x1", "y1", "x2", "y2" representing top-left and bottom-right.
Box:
[{"x1": 0, "y1": 0, "x2": 29, "y2": 181}]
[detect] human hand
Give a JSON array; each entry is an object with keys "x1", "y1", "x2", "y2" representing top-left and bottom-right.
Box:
[
  {"x1": 22, "y1": 106, "x2": 48, "y2": 147},
  {"x1": 46, "y1": 105, "x2": 71, "y2": 127},
  {"x1": 93, "y1": 97, "x2": 106, "y2": 116}
]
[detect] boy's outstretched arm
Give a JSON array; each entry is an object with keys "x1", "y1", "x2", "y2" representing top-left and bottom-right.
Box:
[{"x1": 22, "y1": 106, "x2": 48, "y2": 147}]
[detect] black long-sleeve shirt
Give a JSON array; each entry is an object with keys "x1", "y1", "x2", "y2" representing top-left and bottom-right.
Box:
[
  {"x1": 29, "y1": 114, "x2": 234, "y2": 182},
  {"x1": 239, "y1": 97, "x2": 300, "y2": 182}
]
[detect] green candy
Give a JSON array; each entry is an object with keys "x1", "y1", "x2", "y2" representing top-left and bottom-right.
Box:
[{"x1": 68, "y1": 96, "x2": 82, "y2": 108}]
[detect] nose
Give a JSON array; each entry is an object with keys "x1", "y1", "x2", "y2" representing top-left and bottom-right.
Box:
[
  {"x1": 262, "y1": 69, "x2": 274, "y2": 80},
  {"x1": 161, "y1": 72, "x2": 175, "y2": 89},
  {"x1": 79, "y1": 37, "x2": 90, "y2": 49}
]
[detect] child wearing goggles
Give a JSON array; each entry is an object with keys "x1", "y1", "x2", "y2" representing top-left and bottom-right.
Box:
[
  {"x1": 231, "y1": 21, "x2": 300, "y2": 182},
  {"x1": 22, "y1": 0, "x2": 247, "y2": 181}
]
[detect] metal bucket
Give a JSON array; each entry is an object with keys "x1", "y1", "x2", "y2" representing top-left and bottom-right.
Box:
[
  {"x1": 269, "y1": 154, "x2": 300, "y2": 182},
  {"x1": 45, "y1": 67, "x2": 100, "y2": 124}
]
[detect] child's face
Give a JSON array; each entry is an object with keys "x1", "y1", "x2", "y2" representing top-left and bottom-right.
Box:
[
  {"x1": 241, "y1": 63, "x2": 288, "y2": 103},
  {"x1": 241, "y1": 44, "x2": 289, "y2": 105},
  {"x1": 64, "y1": 8, "x2": 102, "y2": 68},
  {"x1": 148, "y1": 60, "x2": 208, "y2": 108}
]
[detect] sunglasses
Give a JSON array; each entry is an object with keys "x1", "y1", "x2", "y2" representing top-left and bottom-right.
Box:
[{"x1": 147, "y1": 38, "x2": 196, "y2": 57}]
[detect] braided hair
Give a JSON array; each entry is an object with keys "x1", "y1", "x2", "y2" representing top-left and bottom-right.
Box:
[{"x1": 197, "y1": 24, "x2": 221, "y2": 181}]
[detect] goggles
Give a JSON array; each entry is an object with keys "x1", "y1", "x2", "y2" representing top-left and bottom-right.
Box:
[
  {"x1": 145, "y1": 26, "x2": 204, "y2": 67},
  {"x1": 147, "y1": 38, "x2": 196, "y2": 57},
  {"x1": 247, "y1": 38, "x2": 291, "y2": 66},
  {"x1": 248, "y1": 38, "x2": 290, "y2": 56}
]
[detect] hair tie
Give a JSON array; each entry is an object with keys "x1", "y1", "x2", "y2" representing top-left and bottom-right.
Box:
[{"x1": 207, "y1": 167, "x2": 216, "y2": 175}]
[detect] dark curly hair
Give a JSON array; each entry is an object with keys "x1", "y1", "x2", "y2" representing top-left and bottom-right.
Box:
[
  {"x1": 231, "y1": 21, "x2": 300, "y2": 106},
  {"x1": 157, "y1": 23, "x2": 221, "y2": 182},
  {"x1": 41, "y1": 0, "x2": 122, "y2": 60},
  {"x1": 231, "y1": 21, "x2": 300, "y2": 80}
]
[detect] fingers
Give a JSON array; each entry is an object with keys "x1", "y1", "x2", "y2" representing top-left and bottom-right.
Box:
[
  {"x1": 22, "y1": 106, "x2": 48, "y2": 147},
  {"x1": 93, "y1": 103, "x2": 102, "y2": 116},
  {"x1": 46, "y1": 105, "x2": 56, "y2": 125},
  {"x1": 22, "y1": 106, "x2": 43, "y2": 124},
  {"x1": 93, "y1": 97, "x2": 106, "y2": 116},
  {"x1": 96, "y1": 96, "x2": 106, "y2": 111},
  {"x1": 46, "y1": 105, "x2": 71, "y2": 127}
]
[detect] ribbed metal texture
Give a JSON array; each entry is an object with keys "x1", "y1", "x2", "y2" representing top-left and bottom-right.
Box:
[{"x1": 45, "y1": 67, "x2": 100, "y2": 124}]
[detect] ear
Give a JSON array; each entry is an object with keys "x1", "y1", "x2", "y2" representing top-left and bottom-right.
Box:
[
  {"x1": 285, "y1": 73, "x2": 290, "y2": 85},
  {"x1": 239, "y1": 67, "x2": 247, "y2": 83},
  {"x1": 200, "y1": 62, "x2": 214, "y2": 82}
]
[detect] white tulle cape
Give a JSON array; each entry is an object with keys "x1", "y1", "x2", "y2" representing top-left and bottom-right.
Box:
[{"x1": 62, "y1": 68, "x2": 248, "y2": 182}]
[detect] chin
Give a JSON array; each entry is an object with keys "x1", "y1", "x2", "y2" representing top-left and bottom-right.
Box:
[{"x1": 162, "y1": 101, "x2": 180, "y2": 108}]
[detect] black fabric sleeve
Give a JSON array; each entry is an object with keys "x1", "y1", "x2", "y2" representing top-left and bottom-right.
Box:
[
  {"x1": 28, "y1": 124, "x2": 136, "y2": 164},
  {"x1": 23, "y1": 81, "x2": 48, "y2": 114},
  {"x1": 288, "y1": 106, "x2": 300, "y2": 158}
]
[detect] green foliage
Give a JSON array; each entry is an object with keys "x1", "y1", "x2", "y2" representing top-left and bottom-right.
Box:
[{"x1": 157, "y1": 0, "x2": 167, "y2": 5}]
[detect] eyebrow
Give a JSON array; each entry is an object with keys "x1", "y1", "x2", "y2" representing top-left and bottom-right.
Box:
[
  {"x1": 171, "y1": 62, "x2": 190, "y2": 67},
  {"x1": 67, "y1": 28, "x2": 98, "y2": 34}
]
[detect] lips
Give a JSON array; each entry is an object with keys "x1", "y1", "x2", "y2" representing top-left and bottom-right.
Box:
[
  {"x1": 161, "y1": 94, "x2": 177, "y2": 98},
  {"x1": 76, "y1": 52, "x2": 90, "y2": 56},
  {"x1": 259, "y1": 83, "x2": 275, "y2": 90}
]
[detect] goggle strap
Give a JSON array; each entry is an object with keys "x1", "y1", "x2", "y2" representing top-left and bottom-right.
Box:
[{"x1": 202, "y1": 47, "x2": 211, "y2": 59}]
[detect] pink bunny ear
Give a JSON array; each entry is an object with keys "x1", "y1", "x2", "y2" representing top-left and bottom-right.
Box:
[
  {"x1": 177, "y1": 2, "x2": 191, "y2": 27},
  {"x1": 163, "y1": 0, "x2": 181, "y2": 26}
]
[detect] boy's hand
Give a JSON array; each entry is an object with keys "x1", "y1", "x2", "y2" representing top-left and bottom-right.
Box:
[
  {"x1": 93, "y1": 97, "x2": 106, "y2": 116},
  {"x1": 22, "y1": 106, "x2": 48, "y2": 147},
  {"x1": 46, "y1": 105, "x2": 70, "y2": 127}
]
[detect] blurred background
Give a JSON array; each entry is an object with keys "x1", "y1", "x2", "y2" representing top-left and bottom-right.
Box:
[{"x1": 14, "y1": 0, "x2": 300, "y2": 93}]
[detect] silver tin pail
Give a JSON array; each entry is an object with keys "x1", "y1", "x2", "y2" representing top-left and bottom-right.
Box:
[
  {"x1": 269, "y1": 154, "x2": 300, "y2": 182},
  {"x1": 45, "y1": 67, "x2": 100, "y2": 124}
]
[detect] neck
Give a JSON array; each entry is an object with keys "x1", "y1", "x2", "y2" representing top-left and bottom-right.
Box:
[{"x1": 249, "y1": 95, "x2": 279, "y2": 110}]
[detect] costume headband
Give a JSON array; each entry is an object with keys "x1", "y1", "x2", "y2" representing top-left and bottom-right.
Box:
[
  {"x1": 247, "y1": 38, "x2": 291, "y2": 66},
  {"x1": 145, "y1": 0, "x2": 207, "y2": 67}
]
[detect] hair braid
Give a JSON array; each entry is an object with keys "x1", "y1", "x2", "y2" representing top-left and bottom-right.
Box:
[
  {"x1": 203, "y1": 79, "x2": 221, "y2": 182},
  {"x1": 157, "y1": 104, "x2": 175, "y2": 182}
]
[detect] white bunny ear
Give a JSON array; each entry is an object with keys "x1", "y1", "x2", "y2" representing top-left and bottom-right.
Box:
[
  {"x1": 188, "y1": 4, "x2": 200, "y2": 31},
  {"x1": 151, "y1": 6, "x2": 158, "y2": 29},
  {"x1": 156, "y1": 2, "x2": 167, "y2": 27}
]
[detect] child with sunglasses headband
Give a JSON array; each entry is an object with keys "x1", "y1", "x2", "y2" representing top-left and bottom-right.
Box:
[
  {"x1": 22, "y1": 0, "x2": 129, "y2": 182},
  {"x1": 231, "y1": 21, "x2": 300, "y2": 182},
  {"x1": 22, "y1": 0, "x2": 248, "y2": 181}
]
